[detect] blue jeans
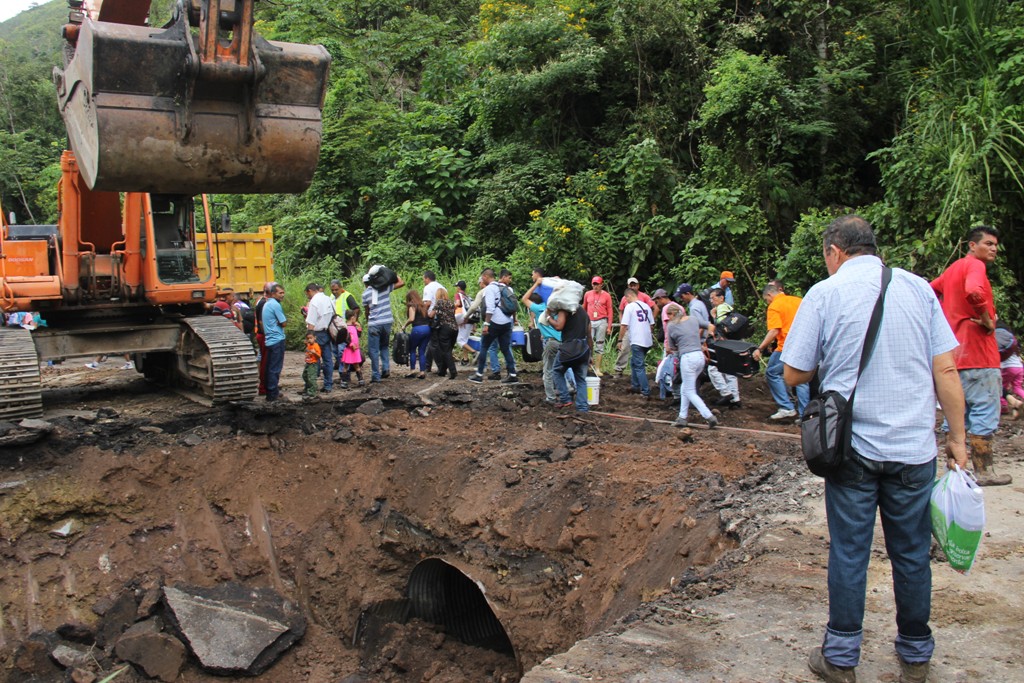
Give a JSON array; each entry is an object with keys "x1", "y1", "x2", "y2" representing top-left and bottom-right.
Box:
[
  {"x1": 314, "y1": 330, "x2": 333, "y2": 390},
  {"x1": 553, "y1": 350, "x2": 590, "y2": 412},
  {"x1": 960, "y1": 367, "x2": 1001, "y2": 436},
  {"x1": 630, "y1": 344, "x2": 650, "y2": 396},
  {"x1": 476, "y1": 322, "x2": 517, "y2": 376},
  {"x1": 822, "y1": 452, "x2": 936, "y2": 668},
  {"x1": 488, "y1": 343, "x2": 500, "y2": 372},
  {"x1": 409, "y1": 324, "x2": 431, "y2": 371},
  {"x1": 767, "y1": 350, "x2": 809, "y2": 414},
  {"x1": 367, "y1": 323, "x2": 391, "y2": 381},
  {"x1": 264, "y1": 340, "x2": 285, "y2": 401}
]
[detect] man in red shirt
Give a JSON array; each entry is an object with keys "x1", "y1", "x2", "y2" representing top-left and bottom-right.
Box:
[
  {"x1": 931, "y1": 225, "x2": 1010, "y2": 485},
  {"x1": 583, "y1": 276, "x2": 613, "y2": 375}
]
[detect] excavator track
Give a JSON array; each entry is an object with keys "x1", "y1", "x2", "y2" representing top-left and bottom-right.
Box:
[
  {"x1": 179, "y1": 317, "x2": 258, "y2": 403},
  {"x1": 0, "y1": 327, "x2": 43, "y2": 420}
]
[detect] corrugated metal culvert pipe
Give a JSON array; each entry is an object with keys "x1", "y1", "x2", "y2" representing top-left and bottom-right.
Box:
[{"x1": 407, "y1": 558, "x2": 515, "y2": 656}]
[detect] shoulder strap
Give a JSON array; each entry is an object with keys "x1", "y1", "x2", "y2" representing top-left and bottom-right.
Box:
[{"x1": 847, "y1": 266, "x2": 892, "y2": 411}]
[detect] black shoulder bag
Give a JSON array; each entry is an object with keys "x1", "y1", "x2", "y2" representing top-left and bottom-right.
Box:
[{"x1": 800, "y1": 267, "x2": 891, "y2": 477}]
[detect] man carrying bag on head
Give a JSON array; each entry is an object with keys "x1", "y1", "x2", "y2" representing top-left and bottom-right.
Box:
[{"x1": 780, "y1": 215, "x2": 968, "y2": 683}]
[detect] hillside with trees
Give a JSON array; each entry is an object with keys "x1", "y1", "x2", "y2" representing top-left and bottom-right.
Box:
[{"x1": 1, "y1": 0, "x2": 1021, "y2": 318}]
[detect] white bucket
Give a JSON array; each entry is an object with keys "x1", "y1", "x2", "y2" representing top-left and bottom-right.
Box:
[{"x1": 586, "y1": 376, "x2": 600, "y2": 406}]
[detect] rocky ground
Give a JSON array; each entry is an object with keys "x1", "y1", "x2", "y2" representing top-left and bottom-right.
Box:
[{"x1": 1, "y1": 353, "x2": 1021, "y2": 682}]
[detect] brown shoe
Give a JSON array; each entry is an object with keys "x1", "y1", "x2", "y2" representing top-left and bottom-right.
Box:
[
  {"x1": 809, "y1": 648, "x2": 856, "y2": 683},
  {"x1": 898, "y1": 657, "x2": 929, "y2": 683},
  {"x1": 975, "y1": 471, "x2": 1013, "y2": 486}
]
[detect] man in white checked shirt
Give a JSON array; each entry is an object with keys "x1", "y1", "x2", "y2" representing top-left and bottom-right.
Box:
[{"x1": 781, "y1": 215, "x2": 968, "y2": 683}]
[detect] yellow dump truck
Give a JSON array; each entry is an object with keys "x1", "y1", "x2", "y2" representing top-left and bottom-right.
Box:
[{"x1": 198, "y1": 226, "x2": 276, "y2": 300}]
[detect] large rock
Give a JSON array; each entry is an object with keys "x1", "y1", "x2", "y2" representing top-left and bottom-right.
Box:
[
  {"x1": 356, "y1": 398, "x2": 385, "y2": 416},
  {"x1": 0, "y1": 419, "x2": 53, "y2": 447},
  {"x1": 162, "y1": 583, "x2": 306, "y2": 675},
  {"x1": 95, "y1": 590, "x2": 139, "y2": 649},
  {"x1": 113, "y1": 619, "x2": 186, "y2": 683}
]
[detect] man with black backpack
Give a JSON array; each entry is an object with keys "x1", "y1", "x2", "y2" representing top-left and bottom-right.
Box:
[{"x1": 468, "y1": 268, "x2": 519, "y2": 385}]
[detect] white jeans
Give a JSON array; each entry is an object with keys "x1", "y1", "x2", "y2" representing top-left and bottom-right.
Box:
[{"x1": 678, "y1": 351, "x2": 713, "y2": 421}]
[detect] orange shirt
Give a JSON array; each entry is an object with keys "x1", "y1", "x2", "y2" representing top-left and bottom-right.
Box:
[
  {"x1": 766, "y1": 293, "x2": 802, "y2": 351},
  {"x1": 305, "y1": 341, "x2": 322, "y2": 365}
]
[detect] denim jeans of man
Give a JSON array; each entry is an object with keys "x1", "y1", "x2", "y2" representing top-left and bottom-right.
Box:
[
  {"x1": 314, "y1": 330, "x2": 333, "y2": 390},
  {"x1": 960, "y1": 367, "x2": 1001, "y2": 436},
  {"x1": 553, "y1": 351, "x2": 590, "y2": 412},
  {"x1": 822, "y1": 452, "x2": 936, "y2": 668},
  {"x1": 367, "y1": 323, "x2": 392, "y2": 381},
  {"x1": 541, "y1": 337, "x2": 561, "y2": 401},
  {"x1": 475, "y1": 322, "x2": 517, "y2": 376},
  {"x1": 766, "y1": 350, "x2": 809, "y2": 414},
  {"x1": 264, "y1": 340, "x2": 286, "y2": 401},
  {"x1": 630, "y1": 344, "x2": 650, "y2": 396}
]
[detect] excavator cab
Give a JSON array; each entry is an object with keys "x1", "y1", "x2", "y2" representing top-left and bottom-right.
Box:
[{"x1": 53, "y1": 0, "x2": 331, "y2": 195}]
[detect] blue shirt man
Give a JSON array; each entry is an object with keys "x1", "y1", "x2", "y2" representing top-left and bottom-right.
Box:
[
  {"x1": 261, "y1": 284, "x2": 287, "y2": 401},
  {"x1": 780, "y1": 215, "x2": 967, "y2": 683}
]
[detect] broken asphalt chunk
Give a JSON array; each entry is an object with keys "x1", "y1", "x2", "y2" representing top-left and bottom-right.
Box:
[{"x1": 162, "y1": 583, "x2": 306, "y2": 675}]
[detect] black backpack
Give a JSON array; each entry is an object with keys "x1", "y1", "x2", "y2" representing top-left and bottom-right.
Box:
[
  {"x1": 696, "y1": 287, "x2": 715, "y2": 314},
  {"x1": 717, "y1": 311, "x2": 752, "y2": 340},
  {"x1": 522, "y1": 328, "x2": 544, "y2": 362},
  {"x1": 240, "y1": 308, "x2": 256, "y2": 335},
  {"x1": 368, "y1": 265, "x2": 398, "y2": 291}
]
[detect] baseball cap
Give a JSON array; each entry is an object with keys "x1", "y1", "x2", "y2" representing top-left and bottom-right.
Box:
[
  {"x1": 455, "y1": 280, "x2": 467, "y2": 290},
  {"x1": 652, "y1": 288, "x2": 669, "y2": 299},
  {"x1": 720, "y1": 271, "x2": 735, "y2": 281},
  {"x1": 674, "y1": 283, "x2": 693, "y2": 298},
  {"x1": 591, "y1": 276, "x2": 604, "y2": 285},
  {"x1": 627, "y1": 277, "x2": 639, "y2": 285}
]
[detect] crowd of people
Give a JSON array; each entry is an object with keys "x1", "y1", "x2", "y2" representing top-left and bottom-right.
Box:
[{"x1": 206, "y1": 237, "x2": 1021, "y2": 470}]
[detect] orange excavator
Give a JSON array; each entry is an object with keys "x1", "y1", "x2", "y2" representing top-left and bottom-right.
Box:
[{"x1": 0, "y1": 0, "x2": 331, "y2": 419}]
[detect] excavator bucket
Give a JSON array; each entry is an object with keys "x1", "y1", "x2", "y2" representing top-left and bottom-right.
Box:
[{"x1": 53, "y1": 2, "x2": 331, "y2": 195}]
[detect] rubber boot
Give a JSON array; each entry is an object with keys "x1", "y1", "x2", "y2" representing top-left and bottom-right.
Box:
[
  {"x1": 592, "y1": 353, "x2": 603, "y2": 377},
  {"x1": 969, "y1": 434, "x2": 1012, "y2": 486}
]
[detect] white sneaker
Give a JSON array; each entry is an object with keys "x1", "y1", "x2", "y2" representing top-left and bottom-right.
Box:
[
  {"x1": 769, "y1": 408, "x2": 797, "y2": 420},
  {"x1": 120, "y1": 361, "x2": 135, "y2": 370},
  {"x1": 85, "y1": 362, "x2": 100, "y2": 370}
]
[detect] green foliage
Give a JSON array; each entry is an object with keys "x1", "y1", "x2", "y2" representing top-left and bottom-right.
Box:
[{"x1": 1, "y1": 0, "x2": 1022, "y2": 319}]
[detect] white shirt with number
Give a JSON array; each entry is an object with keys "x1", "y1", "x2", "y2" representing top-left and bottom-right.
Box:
[{"x1": 622, "y1": 300, "x2": 654, "y2": 348}]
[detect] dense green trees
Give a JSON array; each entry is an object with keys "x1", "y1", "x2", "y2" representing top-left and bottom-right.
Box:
[{"x1": 1, "y1": 0, "x2": 1021, "y2": 320}]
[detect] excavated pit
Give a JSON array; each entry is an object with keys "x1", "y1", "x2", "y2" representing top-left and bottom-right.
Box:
[{"x1": 0, "y1": 373, "x2": 788, "y2": 681}]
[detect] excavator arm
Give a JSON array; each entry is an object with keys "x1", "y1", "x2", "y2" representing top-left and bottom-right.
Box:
[{"x1": 53, "y1": 0, "x2": 331, "y2": 195}]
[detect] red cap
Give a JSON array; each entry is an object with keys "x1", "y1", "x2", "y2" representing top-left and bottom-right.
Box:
[{"x1": 591, "y1": 276, "x2": 603, "y2": 284}]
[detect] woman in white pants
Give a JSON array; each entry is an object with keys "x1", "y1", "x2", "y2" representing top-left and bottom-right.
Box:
[{"x1": 666, "y1": 308, "x2": 717, "y2": 429}]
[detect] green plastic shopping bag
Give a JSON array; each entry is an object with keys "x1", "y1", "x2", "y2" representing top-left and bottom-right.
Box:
[{"x1": 930, "y1": 465, "x2": 985, "y2": 573}]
